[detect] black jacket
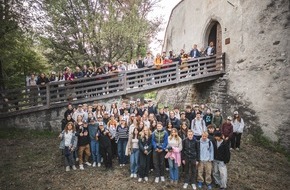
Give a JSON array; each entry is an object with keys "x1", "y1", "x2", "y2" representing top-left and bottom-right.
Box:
[
  {"x1": 213, "y1": 140, "x2": 231, "y2": 164},
  {"x1": 139, "y1": 135, "x2": 152, "y2": 154},
  {"x1": 61, "y1": 118, "x2": 75, "y2": 131},
  {"x1": 98, "y1": 128, "x2": 112, "y2": 147},
  {"x1": 156, "y1": 113, "x2": 168, "y2": 127},
  {"x1": 75, "y1": 125, "x2": 90, "y2": 146},
  {"x1": 182, "y1": 137, "x2": 200, "y2": 160}
]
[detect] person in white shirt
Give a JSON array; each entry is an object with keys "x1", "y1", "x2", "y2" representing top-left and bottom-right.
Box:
[{"x1": 191, "y1": 112, "x2": 206, "y2": 140}]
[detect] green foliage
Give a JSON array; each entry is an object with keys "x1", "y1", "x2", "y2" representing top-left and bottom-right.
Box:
[
  {"x1": 0, "y1": 0, "x2": 49, "y2": 89},
  {"x1": 144, "y1": 91, "x2": 157, "y2": 100},
  {"x1": 41, "y1": 0, "x2": 162, "y2": 67}
]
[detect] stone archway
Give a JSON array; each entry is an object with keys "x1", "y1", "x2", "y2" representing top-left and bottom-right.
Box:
[{"x1": 204, "y1": 20, "x2": 222, "y2": 55}]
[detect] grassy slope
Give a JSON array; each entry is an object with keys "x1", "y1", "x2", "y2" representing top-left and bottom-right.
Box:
[{"x1": 0, "y1": 129, "x2": 289, "y2": 190}]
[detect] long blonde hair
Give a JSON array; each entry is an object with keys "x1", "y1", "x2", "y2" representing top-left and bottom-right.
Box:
[
  {"x1": 140, "y1": 126, "x2": 152, "y2": 141},
  {"x1": 169, "y1": 128, "x2": 181, "y2": 143}
]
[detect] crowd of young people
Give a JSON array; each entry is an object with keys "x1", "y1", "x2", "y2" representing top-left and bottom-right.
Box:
[{"x1": 59, "y1": 99, "x2": 244, "y2": 190}]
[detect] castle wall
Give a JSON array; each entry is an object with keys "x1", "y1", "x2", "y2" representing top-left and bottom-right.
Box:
[{"x1": 163, "y1": 0, "x2": 290, "y2": 145}]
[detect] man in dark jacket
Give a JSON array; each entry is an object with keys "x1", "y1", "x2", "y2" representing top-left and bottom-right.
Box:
[
  {"x1": 98, "y1": 122, "x2": 113, "y2": 169},
  {"x1": 181, "y1": 129, "x2": 200, "y2": 189},
  {"x1": 36, "y1": 73, "x2": 49, "y2": 102},
  {"x1": 64, "y1": 104, "x2": 74, "y2": 119},
  {"x1": 213, "y1": 131, "x2": 230, "y2": 190},
  {"x1": 156, "y1": 108, "x2": 168, "y2": 127},
  {"x1": 166, "y1": 111, "x2": 181, "y2": 130},
  {"x1": 185, "y1": 105, "x2": 195, "y2": 128},
  {"x1": 75, "y1": 121, "x2": 91, "y2": 170}
]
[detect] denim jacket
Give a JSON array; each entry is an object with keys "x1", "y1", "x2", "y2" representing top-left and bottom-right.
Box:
[{"x1": 59, "y1": 130, "x2": 78, "y2": 150}]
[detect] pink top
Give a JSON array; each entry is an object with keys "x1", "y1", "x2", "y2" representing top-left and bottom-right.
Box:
[{"x1": 165, "y1": 147, "x2": 182, "y2": 166}]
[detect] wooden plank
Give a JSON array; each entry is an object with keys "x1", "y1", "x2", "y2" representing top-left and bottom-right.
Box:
[{"x1": 0, "y1": 53, "x2": 226, "y2": 117}]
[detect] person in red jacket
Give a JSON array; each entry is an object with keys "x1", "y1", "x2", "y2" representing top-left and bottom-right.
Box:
[{"x1": 221, "y1": 116, "x2": 233, "y2": 142}]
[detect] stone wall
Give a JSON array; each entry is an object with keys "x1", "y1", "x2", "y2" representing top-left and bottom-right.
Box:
[
  {"x1": 163, "y1": 0, "x2": 290, "y2": 150},
  {"x1": 0, "y1": 98, "x2": 122, "y2": 132}
]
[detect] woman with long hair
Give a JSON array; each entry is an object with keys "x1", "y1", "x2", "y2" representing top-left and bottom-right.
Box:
[
  {"x1": 231, "y1": 111, "x2": 245, "y2": 150},
  {"x1": 165, "y1": 128, "x2": 183, "y2": 184}
]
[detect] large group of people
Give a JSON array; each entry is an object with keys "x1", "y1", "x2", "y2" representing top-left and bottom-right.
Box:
[
  {"x1": 25, "y1": 42, "x2": 216, "y2": 102},
  {"x1": 59, "y1": 97, "x2": 244, "y2": 190}
]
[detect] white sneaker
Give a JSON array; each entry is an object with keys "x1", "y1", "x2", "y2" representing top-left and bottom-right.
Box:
[
  {"x1": 72, "y1": 165, "x2": 77, "y2": 170},
  {"x1": 92, "y1": 162, "x2": 96, "y2": 167},
  {"x1": 65, "y1": 166, "x2": 70, "y2": 172},
  {"x1": 130, "y1": 173, "x2": 134, "y2": 178},
  {"x1": 120, "y1": 164, "x2": 122, "y2": 167},
  {"x1": 144, "y1": 177, "x2": 148, "y2": 182},
  {"x1": 155, "y1": 177, "x2": 159, "y2": 183},
  {"x1": 166, "y1": 168, "x2": 169, "y2": 171},
  {"x1": 85, "y1": 162, "x2": 92, "y2": 166},
  {"x1": 76, "y1": 158, "x2": 79, "y2": 162},
  {"x1": 183, "y1": 183, "x2": 188, "y2": 189},
  {"x1": 122, "y1": 164, "x2": 125, "y2": 166},
  {"x1": 98, "y1": 163, "x2": 101, "y2": 167},
  {"x1": 160, "y1": 176, "x2": 165, "y2": 182},
  {"x1": 79, "y1": 164, "x2": 84, "y2": 170},
  {"x1": 133, "y1": 174, "x2": 137, "y2": 178},
  {"x1": 138, "y1": 178, "x2": 142, "y2": 182},
  {"x1": 191, "y1": 184, "x2": 197, "y2": 190},
  {"x1": 236, "y1": 148, "x2": 240, "y2": 151}
]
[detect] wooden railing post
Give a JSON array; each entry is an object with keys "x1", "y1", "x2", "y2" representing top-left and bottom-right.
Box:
[
  {"x1": 124, "y1": 71, "x2": 127, "y2": 94},
  {"x1": 46, "y1": 84, "x2": 50, "y2": 108},
  {"x1": 175, "y1": 62, "x2": 180, "y2": 82},
  {"x1": 222, "y1": 53, "x2": 226, "y2": 71}
]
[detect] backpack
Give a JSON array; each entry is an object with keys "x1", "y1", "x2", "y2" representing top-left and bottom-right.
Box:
[
  {"x1": 198, "y1": 140, "x2": 212, "y2": 150},
  {"x1": 192, "y1": 118, "x2": 204, "y2": 129}
]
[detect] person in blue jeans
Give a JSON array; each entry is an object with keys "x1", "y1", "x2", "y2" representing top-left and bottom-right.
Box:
[
  {"x1": 88, "y1": 119, "x2": 101, "y2": 167},
  {"x1": 127, "y1": 127, "x2": 140, "y2": 178},
  {"x1": 116, "y1": 118, "x2": 129, "y2": 166},
  {"x1": 165, "y1": 128, "x2": 183, "y2": 184}
]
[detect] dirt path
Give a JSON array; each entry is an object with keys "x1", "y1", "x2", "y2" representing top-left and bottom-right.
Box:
[{"x1": 0, "y1": 133, "x2": 289, "y2": 190}]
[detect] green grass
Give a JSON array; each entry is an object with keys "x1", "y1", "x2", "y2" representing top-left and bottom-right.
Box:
[
  {"x1": 0, "y1": 128, "x2": 57, "y2": 139},
  {"x1": 251, "y1": 127, "x2": 290, "y2": 162}
]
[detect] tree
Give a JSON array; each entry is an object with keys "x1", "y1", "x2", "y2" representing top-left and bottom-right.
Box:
[
  {"x1": 0, "y1": 0, "x2": 48, "y2": 90},
  {"x1": 41, "y1": 0, "x2": 162, "y2": 67}
]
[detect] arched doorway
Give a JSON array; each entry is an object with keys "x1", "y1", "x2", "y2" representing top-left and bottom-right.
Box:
[{"x1": 205, "y1": 21, "x2": 222, "y2": 55}]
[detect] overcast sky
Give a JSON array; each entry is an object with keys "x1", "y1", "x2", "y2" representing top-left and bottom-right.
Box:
[{"x1": 149, "y1": 0, "x2": 181, "y2": 55}]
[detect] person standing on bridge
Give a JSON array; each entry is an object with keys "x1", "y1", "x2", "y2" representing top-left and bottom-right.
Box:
[
  {"x1": 153, "y1": 53, "x2": 163, "y2": 84},
  {"x1": 189, "y1": 44, "x2": 201, "y2": 58},
  {"x1": 205, "y1": 42, "x2": 216, "y2": 56}
]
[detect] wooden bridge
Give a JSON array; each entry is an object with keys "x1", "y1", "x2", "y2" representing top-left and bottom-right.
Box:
[{"x1": 0, "y1": 54, "x2": 226, "y2": 118}]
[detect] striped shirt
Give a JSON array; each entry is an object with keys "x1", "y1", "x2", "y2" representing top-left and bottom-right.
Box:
[{"x1": 116, "y1": 125, "x2": 129, "y2": 140}]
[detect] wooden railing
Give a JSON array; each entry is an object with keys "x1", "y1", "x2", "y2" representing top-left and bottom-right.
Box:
[{"x1": 0, "y1": 53, "x2": 226, "y2": 117}]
